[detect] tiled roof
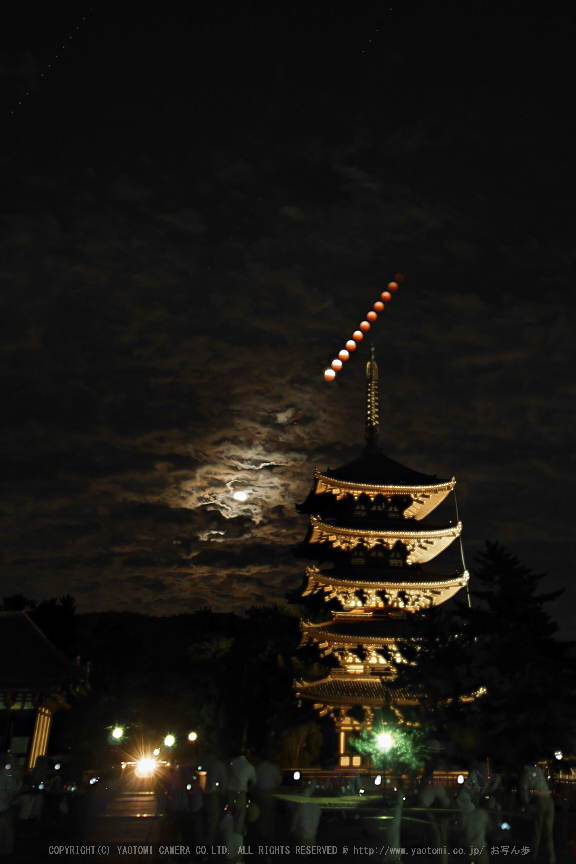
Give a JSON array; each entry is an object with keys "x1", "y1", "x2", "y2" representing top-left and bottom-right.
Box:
[
  {"x1": 306, "y1": 565, "x2": 468, "y2": 589},
  {"x1": 302, "y1": 616, "x2": 418, "y2": 642},
  {"x1": 295, "y1": 674, "x2": 421, "y2": 705},
  {"x1": 322, "y1": 449, "x2": 446, "y2": 487},
  {"x1": 0, "y1": 612, "x2": 84, "y2": 690}
]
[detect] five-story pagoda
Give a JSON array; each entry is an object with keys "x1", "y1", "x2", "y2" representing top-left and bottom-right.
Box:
[{"x1": 294, "y1": 346, "x2": 469, "y2": 767}]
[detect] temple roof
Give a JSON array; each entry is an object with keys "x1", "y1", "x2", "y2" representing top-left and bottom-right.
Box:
[
  {"x1": 304, "y1": 565, "x2": 469, "y2": 590},
  {"x1": 295, "y1": 673, "x2": 483, "y2": 707},
  {"x1": 321, "y1": 449, "x2": 446, "y2": 487},
  {"x1": 295, "y1": 673, "x2": 421, "y2": 706},
  {"x1": 302, "y1": 473, "x2": 455, "y2": 520},
  {"x1": 0, "y1": 612, "x2": 85, "y2": 691},
  {"x1": 307, "y1": 517, "x2": 461, "y2": 564},
  {"x1": 308, "y1": 516, "x2": 459, "y2": 539},
  {"x1": 301, "y1": 615, "x2": 419, "y2": 643}
]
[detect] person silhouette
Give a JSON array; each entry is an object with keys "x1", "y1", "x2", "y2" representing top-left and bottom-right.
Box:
[{"x1": 518, "y1": 761, "x2": 555, "y2": 864}]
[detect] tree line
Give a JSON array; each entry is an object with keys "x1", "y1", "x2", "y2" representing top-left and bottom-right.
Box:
[{"x1": 3, "y1": 541, "x2": 575, "y2": 772}]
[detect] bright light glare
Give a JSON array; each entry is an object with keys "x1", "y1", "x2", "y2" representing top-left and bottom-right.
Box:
[
  {"x1": 555, "y1": 751, "x2": 563, "y2": 760},
  {"x1": 153, "y1": 748, "x2": 160, "y2": 756},
  {"x1": 233, "y1": 491, "x2": 248, "y2": 502},
  {"x1": 377, "y1": 732, "x2": 394, "y2": 751},
  {"x1": 164, "y1": 735, "x2": 175, "y2": 747},
  {"x1": 112, "y1": 727, "x2": 123, "y2": 739},
  {"x1": 294, "y1": 771, "x2": 301, "y2": 780},
  {"x1": 135, "y1": 758, "x2": 156, "y2": 778},
  {"x1": 374, "y1": 775, "x2": 382, "y2": 786},
  {"x1": 501, "y1": 822, "x2": 511, "y2": 830},
  {"x1": 457, "y1": 774, "x2": 465, "y2": 784},
  {"x1": 188, "y1": 731, "x2": 197, "y2": 741}
]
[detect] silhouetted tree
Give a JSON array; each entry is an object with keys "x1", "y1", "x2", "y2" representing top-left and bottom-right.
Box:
[
  {"x1": 2, "y1": 593, "x2": 36, "y2": 611},
  {"x1": 459, "y1": 540, "x2": 576, "y2": 767},
  {"x1": 370, "y1": 542, "x2": 576, "y2": 768}
]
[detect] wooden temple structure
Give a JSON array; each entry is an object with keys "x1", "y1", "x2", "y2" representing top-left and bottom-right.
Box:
[
  {"x1": 294, "y1": 346, "x2": 469, "y2": 766},
  {"x1": 0, "y1": 611, "x2": 89, "y2": 770}
]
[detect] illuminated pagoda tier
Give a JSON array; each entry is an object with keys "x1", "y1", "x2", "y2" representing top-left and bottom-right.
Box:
[{"x1": 294, "y1": 347, "x2": 469, "y2": 767}]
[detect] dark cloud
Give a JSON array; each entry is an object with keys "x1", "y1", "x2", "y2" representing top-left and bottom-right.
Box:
[{"x1": 0, "y1": 2, "x2": 574, "y2": 634}]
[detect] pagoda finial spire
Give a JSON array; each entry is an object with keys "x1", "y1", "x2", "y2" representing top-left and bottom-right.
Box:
[{"x1": 365, "y1": 344, "x2": 380, "y2": 451}]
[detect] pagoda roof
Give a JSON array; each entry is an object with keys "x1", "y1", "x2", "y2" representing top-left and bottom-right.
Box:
[
  {"x1": 301, "y1": 473, "x2": 455, "y2": 520},
  {"x1": 320, "y1": 448, "x2": 448, "y2": 488},
  {"x1": 304, "y1": 565, "x2": 469, "y2": 591},
  {"x1": 303, "y1": 566, "x2": 468, "y2": 611},
  {"x1": 0, "y1": 612, "x2": 86, "y2": 692},
  {"x1": 307, "y1": 517, "x2": 462, "y2": 564},
  {"x1": 295, "y1": 673, "x2": 421, "y2": 706},
  {"x1": 295, "y1": 673, "x2": 483, "y2": 708},
  {"x1": 301, "y1": 614, "x2": 418, "y2": 644}
]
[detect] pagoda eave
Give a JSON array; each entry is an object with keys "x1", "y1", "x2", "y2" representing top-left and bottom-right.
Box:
[
  {"x1": 294, "y1": 674, "x2": 422, "y2": 707},
  {"x1": 308, "y1": 517, "x2": 462, "y2": 564},
  {"x1": 304, "y1": 564, "x2": 469, "y2": 592},
  {"x1": 302, "y1": 566, "x2": 470, "y2": 611},
  {"x1": 314, "y1": 472, "x2": 455, "y2": 519},
  {"x1": 300, "y1": 619, "x2": 417, "y2": 647}
]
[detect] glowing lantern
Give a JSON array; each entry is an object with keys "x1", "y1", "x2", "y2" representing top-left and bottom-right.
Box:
[
  {"x1": 359, "y1": 321, "x2": 370, "y2": 332},
  {"x1": 395, "y1": 273, "x2": 405, "y2": 282},
  {"x1": 387, "y1": 281, "x2": 399, "y2": 291},
  {"x1": 324, "y1": 369, "x2": 336, "y2": 381},
  {"x1": 352, "y1": 331, "x2": 363, "y2": 342},
  {"x1": 338, "y1": 349, "x2": 350, "y2": 361},
  {"x1": 380, "y1": 291, "x2": 392, "y2": 302},
  {"x1": 331, "y1": 358, "x2": 343, "y2": 371},
  {"x1": 345, "y1": 340, "x2": 357, "y2": 351},
  {"x1": 367, "y1": 311, "x2": 377, "y2": 322},
  {"x1": 373, "y1": 301, "x2": 384, "y2": 312}
]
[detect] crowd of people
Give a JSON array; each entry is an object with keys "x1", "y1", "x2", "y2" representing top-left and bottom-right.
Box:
[
  {"x1": 159, "y1": 748, "x2": 286, "y2": 863},
  {"x1": 0, "y1": 744, "x2": 573, "y2": 863}
]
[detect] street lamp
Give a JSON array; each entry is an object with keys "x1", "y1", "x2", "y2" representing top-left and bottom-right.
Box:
[
  {"x1": 377, "y1": 732, "x2": 394, "y2": 752},
  {"x1": 112, "y1": 727, "x2": 124, "y2": 740},
  {"x1": 135, "y1": 758, "x2": 156, "y2": 778},
  {"x1": 164, "y1": 735, "x2": 175, "y2": 748},
  {"x1": 188, "y1": 731, "x2": 197, "y2": 742}
]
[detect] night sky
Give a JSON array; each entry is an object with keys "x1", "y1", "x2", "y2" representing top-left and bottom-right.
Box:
[{"x1": 1, "y1": 2, "x2": 575, "y2": 633}]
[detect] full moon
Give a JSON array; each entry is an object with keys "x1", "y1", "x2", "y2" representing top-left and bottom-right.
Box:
[{"x1": 233, "y1": 491, "x2": 248, "y2": 501}]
